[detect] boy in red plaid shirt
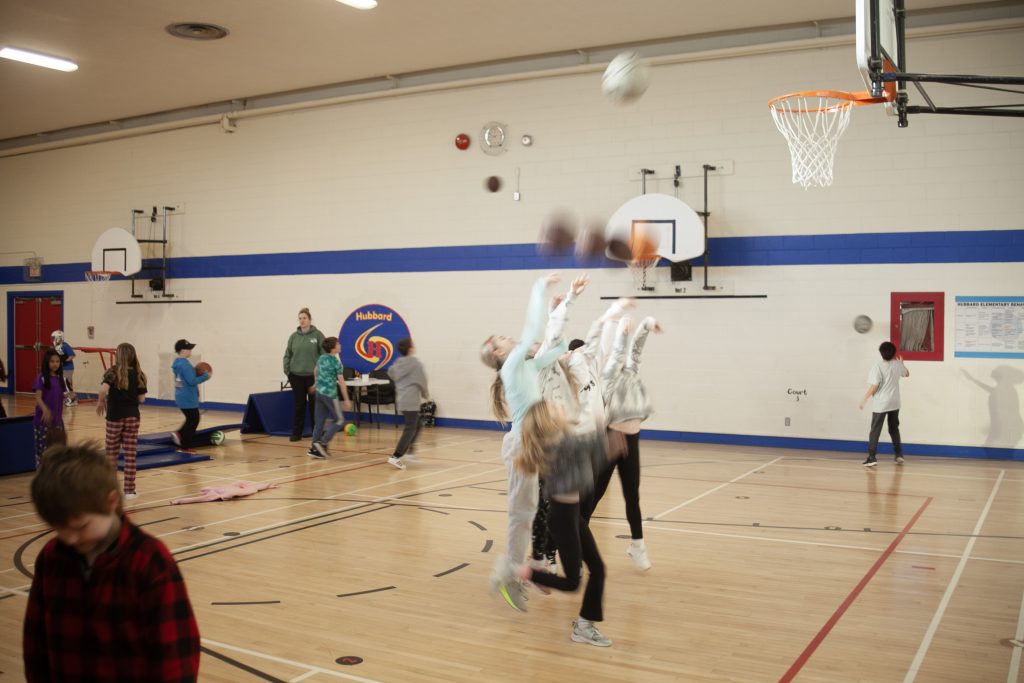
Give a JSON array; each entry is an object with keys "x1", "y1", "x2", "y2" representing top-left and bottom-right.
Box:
[{"x1": 23, "y1": 442, "x2": 200, "y2": 682}]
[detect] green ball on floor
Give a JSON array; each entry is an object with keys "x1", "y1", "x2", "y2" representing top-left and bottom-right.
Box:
[
  {"x1": 344, "y1": 423, "x2": 358, "y2": 436},
  {"x1": 209, "y1": 430, "x2": 225, "y2": 446}
]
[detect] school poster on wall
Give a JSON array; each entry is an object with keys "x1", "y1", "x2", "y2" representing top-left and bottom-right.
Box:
[
  {"x1": 338, "y1": 304, "x2": 411, "y2": 374},
  {"x1": 954, "y1": 296, "x2": 1024, "y2": 359}
]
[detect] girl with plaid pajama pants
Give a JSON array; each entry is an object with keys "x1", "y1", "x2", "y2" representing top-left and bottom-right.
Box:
[{"x1": 96, "y1": 343, "x2": 148, "y2": 500}]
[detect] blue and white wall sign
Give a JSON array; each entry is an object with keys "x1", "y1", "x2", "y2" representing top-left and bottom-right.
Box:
[{"x1": 955, "y1": 296, "x2": 1024, "y2": 359}]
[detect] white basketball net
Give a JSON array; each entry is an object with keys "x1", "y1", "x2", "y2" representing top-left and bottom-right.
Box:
[
  {"x1": 84, "y1": 270, "x2": 113, "y2": 282},
  {"x1": 629, "y1": 258, "x2": 658, "y2": 292},
  {"x1": 770, "y1": 92, "x2": 854, "y2": 189}
]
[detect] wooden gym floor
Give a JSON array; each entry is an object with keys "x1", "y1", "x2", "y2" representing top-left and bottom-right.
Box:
[{"x1": 0, "y1": 395, "x2": 1022, "y2": 682}]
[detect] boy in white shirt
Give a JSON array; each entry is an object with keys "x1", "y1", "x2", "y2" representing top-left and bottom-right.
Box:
[{"x1": 859, "y1": 341, "x2": 910, "y2": 467}]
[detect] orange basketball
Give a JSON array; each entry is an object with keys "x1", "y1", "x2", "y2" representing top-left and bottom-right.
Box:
[
  {"x1": 195, "y1": 361, "x2": 212, "y2": 376},
  {"x1": 630, "y1": 230, "x2": 660, "y2": 261}
]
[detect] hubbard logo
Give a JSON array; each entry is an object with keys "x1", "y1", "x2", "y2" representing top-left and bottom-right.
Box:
[{"x1": 339, "y1": 304, "x2": 410, "y2": 374}]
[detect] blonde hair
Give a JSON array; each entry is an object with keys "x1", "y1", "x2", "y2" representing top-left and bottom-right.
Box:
[
  {"x1": 480, "y1": 336, "x2": 500, "y2": 370},
  {"x1": 490, "y1": 373, "x2": 508, "y2": 422},
  {"x1": 516, "y1": 402, "x2": 566, "y2": 475},
  {"x1": 112, "y1": 343, "x2": 146, "y2": 391}
]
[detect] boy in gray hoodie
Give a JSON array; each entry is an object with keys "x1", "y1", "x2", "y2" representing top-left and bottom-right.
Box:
[{"x1": 386, "y1": 338, "x2": 430, "y2": 469}]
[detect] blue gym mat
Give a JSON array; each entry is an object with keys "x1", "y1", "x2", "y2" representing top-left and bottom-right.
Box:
[
  {"x1": 242, "y1": 391, "x2": 312, "y2": 437},
  {"x1": 138, "y1": 423, "x2": 244, "y2": 446},
  {"x1": 117, "y1": 442, "x2": 210, "y2": 471}
]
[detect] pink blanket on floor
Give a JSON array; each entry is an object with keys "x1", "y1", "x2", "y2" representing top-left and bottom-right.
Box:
[{"x1": 171, "y1": 481, "x2": 279, "y2": 505}]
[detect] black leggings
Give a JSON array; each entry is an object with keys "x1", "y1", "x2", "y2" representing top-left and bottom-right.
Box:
[
  {"x1": 289, "y1": 374, "x2": 316, "y2": 438},
  {"x1": 586, "y1": 432, "x2": 643, "y2": 539},
  {"x1": 531, "y1": 479, "x2": 557, "y2": 561},
  {"x1": 178, "y1": 408, "x2": 201, "y2": 449},
  {"x1": 393, "y1": 410, "x2": 421, "y2": 457},
  {"x1": 528, "y1": 500, "x2": 605, "y2": 622}
]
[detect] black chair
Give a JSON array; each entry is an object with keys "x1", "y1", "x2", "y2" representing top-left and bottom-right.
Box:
[{"x1": 362, "y1": 369, "x2": 398, "y2": 428}]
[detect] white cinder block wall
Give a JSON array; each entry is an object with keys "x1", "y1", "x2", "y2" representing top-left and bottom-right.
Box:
[{"x1": 2, "y1": 29, "x2": 1022, "y2": 451}]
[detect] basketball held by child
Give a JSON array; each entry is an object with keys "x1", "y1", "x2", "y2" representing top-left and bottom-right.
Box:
[
  {"x1": 195, "y1": 361, "x2": 212, "y2": 376},
  {"x1": 538, "y1": 213, "x2": 577, "y2": 255}
]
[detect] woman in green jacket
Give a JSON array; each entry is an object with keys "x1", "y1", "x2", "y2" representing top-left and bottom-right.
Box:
[{"x1": 283, "y1": 307, "x2": 325, "y2": 441}]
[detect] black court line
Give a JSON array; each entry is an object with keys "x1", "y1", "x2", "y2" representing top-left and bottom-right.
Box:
[
  {"x1": 481, "y1": 539, "x2": 493, "y2": 553},
  {"x1": 468, "y1": 520, "x2": 486, "y2": 531},
  {"x1": 0, "y1": 592, "x2": 14, "y2": 601},
  {"x1": 13, "y1": 530, "x2": 53, "y2": 580},
  {"x1": 434, "y1": 562, "x2": 469, "y2": 578},
  {"x1": 136, "y1": 516, "x2": 178, "y2": 528},
  {"x1": 211, "y1": 600, "x2": 282, "y2": 606},
  {"x1": 418, "y1": 507, "x2": 449, "y2": 515},
  {"x1": 175, "y1": 504, "x2": 394, "y2": 563},
  {"x1": 338, "y1": 586, "x2": 397, "y2": 598},
  {"x1": 199, "y1": 645, "x2": 286, "y2": 682}
]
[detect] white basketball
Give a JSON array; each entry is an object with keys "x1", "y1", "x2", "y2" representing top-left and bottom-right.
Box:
[
  {"x1": 601, "y1": 51, "x2": 650, "y2": 104},
  {"x1": 853, "y1": 315, "x2": 873, "y2": 334}
]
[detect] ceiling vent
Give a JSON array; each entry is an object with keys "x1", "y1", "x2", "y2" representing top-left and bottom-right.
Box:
[{"x1": 165, "y1": 23, "x2": 230, "y2": 41}]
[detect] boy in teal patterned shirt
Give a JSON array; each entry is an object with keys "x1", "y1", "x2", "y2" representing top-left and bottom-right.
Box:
[{"x1": 309, "y1": 337, "x2": 353, "y2": 459}]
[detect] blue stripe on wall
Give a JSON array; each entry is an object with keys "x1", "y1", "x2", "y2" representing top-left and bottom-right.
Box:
[{"x1": 3, "y1": 229, "x2": 1023, "y2": 285}]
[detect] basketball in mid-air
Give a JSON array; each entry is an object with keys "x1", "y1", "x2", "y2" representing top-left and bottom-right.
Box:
[
  {"x1": 575, "y1": 225, "x2": 607, "y2": 260},
  {"x1": 195, "y1": 361, "x2": 212, "y2": 376},
  {"x1": 601, "y1": 51, "x2": 650, "y2": 104},
  {"x1": 538, "y1": 213, "x2": 577, "y2": 255},
  {"x1": 853, "y1": 315, "x2": 873, "y2": 334},
  {"x1": 630, "y1": 228, "x2": 661, "y2": 262},
  {"x1": 209, "y1": 430, "x2": 225, "y2": 446}
]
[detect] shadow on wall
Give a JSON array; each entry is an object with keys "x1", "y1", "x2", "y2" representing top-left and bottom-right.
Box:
[{"x1": 962, "y1": 367, "x2": 1024, "y2": 448}]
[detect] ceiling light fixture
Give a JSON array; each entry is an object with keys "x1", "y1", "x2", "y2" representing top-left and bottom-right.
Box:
[
  {"x1": 336, "y1": 0, "x2": 378, "y2": 9},
  {"x1": 0, "y1": 47, "x2": 78, "y2": 72}
]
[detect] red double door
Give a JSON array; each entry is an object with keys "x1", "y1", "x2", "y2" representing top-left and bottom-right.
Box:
[{"x1": 12, "y1": 295, "x2": 63, "y2": 393}]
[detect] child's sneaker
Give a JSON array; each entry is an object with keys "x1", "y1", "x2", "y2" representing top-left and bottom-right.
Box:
[
  {"x1": 312, "y1": 442, "x2": 329, "y2": 457},
  {"x1": 571, "y1": 619, "x2": 612, "y2": 647},
  {"x1": 895, "y1": 455, "x2": 905, "y2": 465},
  {"x1": 387, "y1": 456, "x2": 406, "y2": 470},
  {"x1": 627, "y1": 541, "x2": 652, "y2": 571},
  {"x1": 124, "y1": 491, "x2": 138, "y2": 501},
  {"x1": 307, "y1": 447, "x2": 326, "y2": 460},
  {"x1": 862, "y1": 456, "x2": 878, "y2": 467},
  {"x1": 403, "y1": 452, "x2": 419, "y2": 463}
]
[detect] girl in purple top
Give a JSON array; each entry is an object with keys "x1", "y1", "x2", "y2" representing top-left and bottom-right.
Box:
[{"x1": 32, "y1": 350, "x2": 66, "y2": 466}]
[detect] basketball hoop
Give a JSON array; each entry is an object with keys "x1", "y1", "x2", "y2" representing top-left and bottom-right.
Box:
[
  {"x1": 629, "y1": 257, "x2": 658, "y2": 293},
  {"x1": 769, "y1": 89, "x2": 888, "y2": 188},
  {"x1": 84, "y1": 270, "x2": 114, "y2": 282}
]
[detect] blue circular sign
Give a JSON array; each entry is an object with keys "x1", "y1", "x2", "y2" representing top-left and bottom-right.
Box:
[{"x1": 339, "y1": 304, "x2": 411, "y2": 375}]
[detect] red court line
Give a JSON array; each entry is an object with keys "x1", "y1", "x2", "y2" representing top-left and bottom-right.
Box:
[{"x1": 778, "y1": 496, "x2": 933, "y2": 683}]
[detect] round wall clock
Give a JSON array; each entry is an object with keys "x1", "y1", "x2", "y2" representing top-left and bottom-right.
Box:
[{"x1": 480, "y1": 121, "x2": 508, "y2": 155}]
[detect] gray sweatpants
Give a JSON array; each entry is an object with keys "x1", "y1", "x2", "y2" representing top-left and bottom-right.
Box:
[{"x1": 499, "y1": 429, "x2": 539, "y2": 566}]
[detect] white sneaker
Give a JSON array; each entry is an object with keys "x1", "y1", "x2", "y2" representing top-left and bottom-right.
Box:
[
  {"x1": 403, "y1": 452, "x2": 419, "y2": 463},
  {"x1": 387, "y1": 456, "x2": 406, "y2": 470},
  {"x1": 124, "y1": 492, "x2": 138, "y2": 501},
  {"x1": 571, "y1": 619, "x2": 612, "y2": 647},
  {"x1": 627, "y1": 542, "x2": 652, "y2": 571}
]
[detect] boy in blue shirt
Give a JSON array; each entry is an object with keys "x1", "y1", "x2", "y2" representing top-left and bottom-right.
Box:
[
  {"x1": 172, "y1": 339, "x2": 210, "y2": 453},
  {"x1": 310, "y1": 337, "x2": 353, "y2": 459},
  {"x1": 51, "y1": 330, "x2": 77, "y2": 406}
]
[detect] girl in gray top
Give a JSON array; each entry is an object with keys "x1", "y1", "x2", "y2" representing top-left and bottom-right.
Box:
[{"x1": 387, "y1": 338, "x2": 430, "y2": 469}]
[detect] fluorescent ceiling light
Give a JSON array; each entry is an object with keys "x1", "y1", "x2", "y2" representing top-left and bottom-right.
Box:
[
  {"x1": 336, "y1": 0, "x2": 378, "y2": 9},
  {"x1": 0, "y1": 47, "x2": 78, "y2": 72}
]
